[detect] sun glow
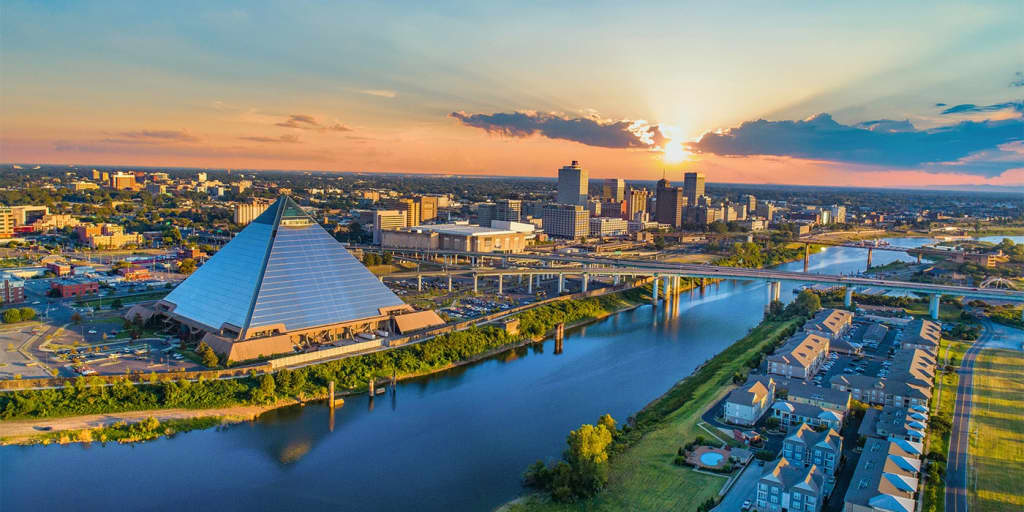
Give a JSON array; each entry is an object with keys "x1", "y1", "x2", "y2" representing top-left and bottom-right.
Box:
[{"x1": 662, "y1": 141, "x2": 689, "y2": 163}]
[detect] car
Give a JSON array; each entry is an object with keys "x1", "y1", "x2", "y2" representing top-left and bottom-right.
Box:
[
  {"x1": 87, "y1": 329, "x2": 98, "y2": 334},
  {"x1": 742, "y1": 500, "x2": 752, "y2": 511}
]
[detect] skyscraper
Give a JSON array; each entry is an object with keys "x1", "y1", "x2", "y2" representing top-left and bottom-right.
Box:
[
  {"x1": 742, "y1": 194, "x2": 757, "y2": 214},
  {"x1": 495, "y1": 199, "x2": 522, "y2": 222},
  {"x1": 626, "y1": 187, "x2": 650, "y2": 221},
  {"x1": 655, "y1": 178, "x2": 684, "y2": 228},
  {"x1": 683, "y1": 172, "x2": 705, "y2": 204},
  {"x1": 557, "y1": 161, "x2": 588, "y2": 206},
  {"x1": 602, "y1": 178, "x2": 625, "y2": 202}
]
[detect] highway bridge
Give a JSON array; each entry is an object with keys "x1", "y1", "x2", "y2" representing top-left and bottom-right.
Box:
[{"x1": 363, "y1": 247, "x2": 1024, "y2": 320}]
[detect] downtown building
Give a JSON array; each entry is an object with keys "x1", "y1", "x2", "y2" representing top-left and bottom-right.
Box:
[
  {"x1": 156, "y1": 196, "x2": 437, "y2": 362},
  {"x1": 556, "y1": 161, "x2": 588, "y2": 206}
]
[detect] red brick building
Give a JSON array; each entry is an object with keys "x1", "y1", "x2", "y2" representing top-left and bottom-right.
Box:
[
  {"x1": 46, "y1": 262, "x2": 72, "y2": 277},
  {"x1": 1, "y1": 277, "x2": 25, "y2": 304},
  {"x1": 118, "y1": 267, "x2": 151, "y2": 281},
  {"x1": 51, "y1": 278, "x2": 99, "y2": 298}
]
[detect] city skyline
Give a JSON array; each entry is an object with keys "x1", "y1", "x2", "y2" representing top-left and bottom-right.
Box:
[{"x1": 1, "y1": 1, "x2": 1023, "y2": 189}]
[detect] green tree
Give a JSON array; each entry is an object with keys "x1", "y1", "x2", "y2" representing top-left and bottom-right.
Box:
[
  {"x1": 567, "y1": 423, "x2": 614, "y2": 464},
  {"x1": 196, "y1": 342, "x2": 219, "y2": 367},
  {"x1": 18, "y1": 307, "x2": 36, "y2": 322},
  {"x1": 2, "y1": 309, "x2": 22, "y2": 324},
  {"x1": 111, "y1": 298, "x2": 124, "y2": 309},
  {"x1": 178, "y1": 258, "x2": 197, "y2": 275},
  {"x1": 70, "y1": 312, "x2": 83, "y2": 325},
  {"x1": 597, "y1": 414, "x2": 617, "y2": 438}
]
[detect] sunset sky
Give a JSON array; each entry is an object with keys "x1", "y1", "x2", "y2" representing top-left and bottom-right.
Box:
[{"x1": 2, "y1": 1, "x2": 1022, "y2": 187}]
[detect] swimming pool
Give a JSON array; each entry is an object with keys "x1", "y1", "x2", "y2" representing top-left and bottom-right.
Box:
[{"x1": 700, "y1": 452, "x2": 724, "y2": 466}]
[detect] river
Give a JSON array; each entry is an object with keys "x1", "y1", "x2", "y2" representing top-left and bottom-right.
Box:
[{"x1": 1, "y1": 236, "x2": 1020, "y2": 511}]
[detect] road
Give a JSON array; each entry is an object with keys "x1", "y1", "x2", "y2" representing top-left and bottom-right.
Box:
[{"x1": 945, "y1": 319, "x2": 995, "y2": 512}]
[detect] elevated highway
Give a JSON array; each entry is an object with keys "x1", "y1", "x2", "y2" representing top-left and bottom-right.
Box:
[{"x1": 365, "y1": 247, "x2": 1024, "y2": 320}]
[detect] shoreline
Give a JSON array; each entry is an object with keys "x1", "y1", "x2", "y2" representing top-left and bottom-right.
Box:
[{"x1": 0, "y1": 289, "x2": 651, "y2": 445}]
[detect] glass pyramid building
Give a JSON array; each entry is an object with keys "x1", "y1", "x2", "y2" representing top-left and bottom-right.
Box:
[{"x1": 160, "y1": 195, "x2": 407, "y2": 350}]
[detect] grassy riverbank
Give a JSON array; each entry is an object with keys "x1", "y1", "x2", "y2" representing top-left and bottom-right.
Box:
[
  {"x1": 8, "y1": 416, "x2": 224, "y2": 445},
  {"x1": 0, "y1": 287, "x2": 650, "y2": 425},
  {"x1": 506, "y1": 315, "x2": 804, "y2": 511}
]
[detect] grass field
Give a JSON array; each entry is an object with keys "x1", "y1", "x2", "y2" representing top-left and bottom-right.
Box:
[
  {"x1": 922, "y1": 337, "x2": 969, "y2": 512},
  {"x1": 968, "y1": 347, "x2": 1024, "y2": 512},
  {"x1": 506, "y1": 317, "x2": 801, "y2": 511},
  {"x1": 905, "y1": 301, "x2": 964, "y2": 322},
  {"x1": 662, "y1": 254, "x2": 716, "y2": 264},
  {"x1": 75, "y1": 290, "x2": 169, "y2": 308}
]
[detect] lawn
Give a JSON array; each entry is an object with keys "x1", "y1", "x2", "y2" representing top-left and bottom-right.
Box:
[
  {"x1": 75, "y1": 290, "x2": 170, "y2": 308},
  {"x1": 922, "y1": 337, "x2": 968, "y2": 512},
  {"x1": 968, "y1": 347, "x2": 1024, "y2": 512},
  {"x1": 506, "y1": 317, "x2": 801, "y2": 511},
  {"x1": 905, "y1": 301, "x2": 964, "y2": 322}
]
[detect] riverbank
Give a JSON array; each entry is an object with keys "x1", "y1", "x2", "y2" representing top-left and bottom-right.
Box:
[
  {"x1": 0, "y1": 403, "x2": 284, "y2": 445},
  {"x1": 0, "y1": 286, "x2": 654, "y2": 441},
  {"x1": 505, "y1": 314, "x2": 804, "y2": 511}
]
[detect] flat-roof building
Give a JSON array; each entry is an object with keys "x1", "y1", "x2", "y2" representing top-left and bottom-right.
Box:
[
  {"x1": 543, "y1": 204, "x2": 589, "y2": 239},
  {"x1": 381, "y1": 223, "x2": 527, "y2": 253}
]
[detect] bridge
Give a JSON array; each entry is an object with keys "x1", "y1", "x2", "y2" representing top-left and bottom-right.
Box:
[{"x1": 362, "y1": 247, "x2": 1024, "y2": 321}]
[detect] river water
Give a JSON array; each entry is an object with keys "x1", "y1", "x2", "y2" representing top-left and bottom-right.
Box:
[{"x1": 2, "y1": 236, "x2": 1020, "y2": 511}]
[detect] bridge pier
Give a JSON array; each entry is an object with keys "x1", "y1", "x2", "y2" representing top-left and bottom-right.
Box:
[
  {"x1": 866, "y1": 247, "x2": 873, "y2": 270},
  {"x1": 917, "y1": 252, "x2": 922, "y2": 264},
  {"x1": 558, "y1": 274, "x2": 565, "y2": 294},
  {"x1": 417, "y1": 274, "x2": 422, "y2": 292},
  {"x1": 929, "y1": 294, "x2": 940, "y2": 321},
  {"x1": 803, "y1": 243, "x2": 810, "y2": 272},
  {"x1": 473, "y1": 274, "x2": 478, "y2": 293},
  {"x1": 582, "y1": 273, "x2": 589, "y2": 293},
  {"x1": 497, "y1": 274, "x2": 503, "y2": 295},
  {"x1": 651, "y1": 276, "x2": 659, "y2": 304},
  {"x1": 613, "y1": 274, "x2": 620, "y2": 286},
  {"x1": 771, "y1": 281, "x2": 781, "y2": 302},
  {"x1": 448, "y1": 275, "x2": 453, "y2": 292},
  {"x1": 527, "y1": 274, "x2": 533, "y2": 294},
  {"x1": 844, "y1": 287, "x2": 853, "y2": 308}
]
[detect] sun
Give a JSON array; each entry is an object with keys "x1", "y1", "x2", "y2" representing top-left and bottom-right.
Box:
[{"x1": 662, "y1": 141, "x2": 689, "y2": 164}]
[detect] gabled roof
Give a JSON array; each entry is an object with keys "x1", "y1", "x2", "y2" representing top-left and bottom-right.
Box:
[{"x1": 163, "y1": 195, "x2": 406, "y2": 337}]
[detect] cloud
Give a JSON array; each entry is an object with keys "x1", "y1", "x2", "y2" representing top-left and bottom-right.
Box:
[
  {"x1": 935, "y1": 103, "x2": 947, "y2": 107},
  {"x1": 114, "y1": 129, "x2": 201, "y2": 142},
  {"x1": 856, "y1": 119, "x2": 915, "y2": 133},
  {"x1": 449, "y1": 110, "x2": 666, "y2": 149},
  {"x1": 358, "y1": 89, "x2": 397, "y2": 98},
  {"x1": 1011, "y1": 72, "x2": 1024, "y2": 88},
  {"x1": 687, "y1": 113, "x2": 1024, "y2": 176},
  {"x1": 939, "y1": 102, "x2": 1023, "y2": 115},
  {"x1": 239, "y1": 134, "x2": 301, "y2": 144},
  {"x1": 275, "y1": 114, "x2": 352, "y2": 132}
]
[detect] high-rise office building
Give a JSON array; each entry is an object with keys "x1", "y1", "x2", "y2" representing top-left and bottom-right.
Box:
[
  {"x1": 476, "y1": 203, "x2": 497, "y2": 226},
  {"x1": 655, "y1": 179, "x2": 684, "y2": 228},
  {"x1": 683, "y1": 172, "x2": 705, "y2": 204},
  {"x1": 396, "y1": 198, "x2": 422, "y2": 227},
  {"x1": 419, "y1": 195, "x2": 439, "y2": 222},
  {"x1": 109, "y1": 172, "x2": 136, "y2": 190},
  {"x1": 830, "y1": 205, "x2": 846, "y2": 224},
  {"x1": 602, "y1": 178, "x2": 625, "y2": 202},
  {"x1": 495, "y1": 199, "x2": 522, "y2": 222},
  {"x1": 626, "y1": 187, "x2": 650, "y2": 222},
  {"x1": 742, "y1": 194, "x2": 757, "y2": 214},
  {"x1": 542, "y1": 204, "x2": 589, "y2": 239},
  {"x1": 557, "y1": 161, "x2": 588, "y2": 206}
]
